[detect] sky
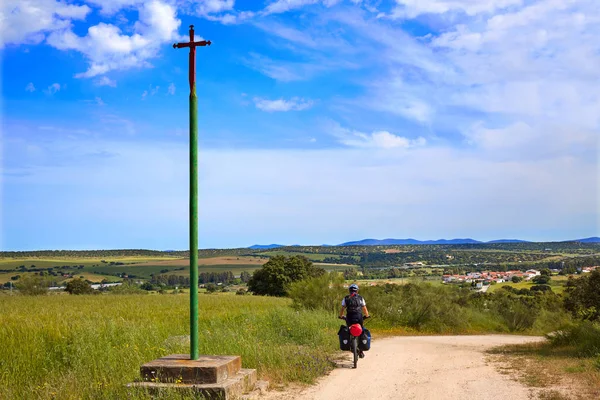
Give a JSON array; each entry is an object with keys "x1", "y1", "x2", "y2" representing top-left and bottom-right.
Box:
[{"x1": 1, "y1": 0, "x2": 599, "y2": 251}]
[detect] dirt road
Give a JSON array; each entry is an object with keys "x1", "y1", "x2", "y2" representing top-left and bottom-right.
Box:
[{"x1": 266, "y1": 335, "x2": 544, "y2": 400}]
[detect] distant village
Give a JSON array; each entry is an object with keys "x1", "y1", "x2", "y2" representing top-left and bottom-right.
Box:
[{"x1": 442, "y1": 266, "x2": 599, "y2": 288}]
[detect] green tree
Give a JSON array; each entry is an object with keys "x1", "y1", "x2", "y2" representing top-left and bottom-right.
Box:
[
  {"x1": 16, "y1": 275, "x2": 50, "y2": 296},
  {"x1": 65, "y1": 278, "x2": 94, "y2": 295},
  {"x1": 205, "y1": 283, "x2": 218, "y2": 293},
  {"x1": 239, "y1": 271, "x2": 252, "y2": 283},
  {"x1": 512, "y1": 275, "x2": 523, "y2": 283},
  {"x1": 533, "y1": 275, "x2": 551, "y2": 285},
  {"x1": 248, "y1": 255, "x2": 325, "y2": 296},
  {"x1": 564, "y1": 270, "x2": 600, "y2": 320}
]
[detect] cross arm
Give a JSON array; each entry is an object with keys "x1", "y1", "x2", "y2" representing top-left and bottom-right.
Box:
[{"x1": 173, "y1": 40, "x2": 212, "y2": 49}]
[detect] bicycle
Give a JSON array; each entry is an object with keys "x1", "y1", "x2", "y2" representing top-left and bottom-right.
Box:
[{"x1": 339, "y1": 315, "x2": 371, "y2": 369}]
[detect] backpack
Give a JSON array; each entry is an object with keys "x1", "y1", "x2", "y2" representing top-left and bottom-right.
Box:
[{"x1": 344, "y1": 294, "x2": 363, "y2": 314}]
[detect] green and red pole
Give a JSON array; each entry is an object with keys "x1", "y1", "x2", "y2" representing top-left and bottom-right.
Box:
[{"x1": 173, "y1": 25, "x2": 211, "y2": 361}]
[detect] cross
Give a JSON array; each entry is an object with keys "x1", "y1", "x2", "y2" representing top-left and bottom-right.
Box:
[{"x1": 173, "y1": 25, "x2": 211, "y2": 361}]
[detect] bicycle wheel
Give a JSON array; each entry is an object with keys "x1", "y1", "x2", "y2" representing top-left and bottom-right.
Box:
[{"x1": 352, "y1": 337, "x2": 358, "y2": 369}]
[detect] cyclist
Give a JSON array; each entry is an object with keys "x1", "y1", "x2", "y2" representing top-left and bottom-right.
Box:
[{"x1": 339, "y1": 283, "x2": 370, "y2": 358}]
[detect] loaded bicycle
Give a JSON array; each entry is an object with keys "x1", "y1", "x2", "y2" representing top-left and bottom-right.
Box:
[{"x1": 338, "y1": 315, "x2": 371, "y2": 369}]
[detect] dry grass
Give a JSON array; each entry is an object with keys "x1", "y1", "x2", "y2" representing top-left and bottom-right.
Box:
[
  {"x1": 0, "y1": 295, "x2": 340, "y2": 399},
  {"x1": 488, "y1": 341, "x2": 600, "y2": 400}
]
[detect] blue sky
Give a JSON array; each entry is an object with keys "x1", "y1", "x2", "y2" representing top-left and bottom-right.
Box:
[{"x1": 1, "y1": 0, "x2": 598, "y2": 251}]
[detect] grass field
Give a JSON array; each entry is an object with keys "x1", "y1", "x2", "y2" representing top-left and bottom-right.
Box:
[
  {"x1": 487, "y1": 275, "x2": 569, "y2": 294},
  {"x1": 0, "y1": 257, "x2": 182, "y2": 270},
  {"x1": 0, "y1": 294, "x2": 340, "y2": 400},
  {"x1": 130, "y1": 256, "x2": 268, "y2": 267}
]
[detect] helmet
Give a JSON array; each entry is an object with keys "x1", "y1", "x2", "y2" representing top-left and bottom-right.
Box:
[
  {"x1": 349, "y1": 323, "x2": 363, "y2": 337},
  {"x1": 349, "y1": 283, "x2": 359, "y2": 292}
]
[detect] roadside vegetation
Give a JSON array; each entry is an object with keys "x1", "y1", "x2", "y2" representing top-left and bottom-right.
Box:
[
  {"x1": 0, "y1": 295, "x2": 339, "y2": 400},
  {"x1": 488, "y1": 270, "x2": 600, "y2": 399}
]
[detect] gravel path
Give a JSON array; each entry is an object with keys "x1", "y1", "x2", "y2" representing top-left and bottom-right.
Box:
[{"x1": 265, "y1": 335, "x2": 544, "y2": 400}]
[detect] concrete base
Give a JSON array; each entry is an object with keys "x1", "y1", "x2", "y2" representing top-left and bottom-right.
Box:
[
  {"x1": 130, "y1": 354, "x2": 260, "y2": 399},
  {"x1": 141, "y1": 354, "x2": 242, "y2": 384},
  {"x1": 129, "y1": 368, "x2": 257, "y2": 399}
]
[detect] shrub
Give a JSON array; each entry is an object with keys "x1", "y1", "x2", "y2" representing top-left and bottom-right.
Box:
[
  {"x1": 547, "y1": 321, "x2": 600, "y2": 357},
  {"x1": 533, "y1": 275, "x2": 551, "y2": 285},
  {"x1": 65, "y1": 279, "x2": 94, "y2": 295},
  {"x1": 205, "y1": 283, "x2": 218, "y2": 293},
  {"x1": 484, "y1": 291, "x2": 540, "y2": 331},
  {"x1": 108, "y1": 283, "x2": 145, "y2": 295},
  {"x1": 288, "y1": 272, "x2": 345, "y2": 313},
  {"x1": 530, "y1": 284, "x2": 552, "y2": 292},
  {"x1": 16, "y1": 275, "x2": 50, "y2": 296}
]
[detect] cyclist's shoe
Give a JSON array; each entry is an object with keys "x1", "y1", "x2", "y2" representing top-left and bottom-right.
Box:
[{"x1": 359, "y1": 350, "x2": 365, "y2": 358}]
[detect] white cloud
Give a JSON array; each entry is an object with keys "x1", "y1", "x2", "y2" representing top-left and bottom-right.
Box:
[
  {"x1": 421, "y1": 0, "x2": 600, "y2": 155},
  {"x1": 46, "y1": 0, "x2": 182, "y2": 78},
  {"x1": 0, "y1": 0, "x2": 91, "y2": 47},
  {"x1": 85, "y1": 0, "x2": 143, "y2": 15},
  {"x1": 331, "y1": 123, "x2": 427, "y2": 149},
  {"x1": 253, "y1": 97, "x2": 314, "y2": 112},
  {"x1": 194, "y1": 0, "x2": 235, "y2": 14},
  {"x1": 95, "y1": 97, "x2": 106, "y2": 106},
  {"x1": 261, "y1": 0, "x2": 346, "y2": 15},
  {"x1": 95, "y1": 76, "x2": 117, "y2": 87},
  {"x1": 243, "y1": 52, "x2": 358, "y2": 82},
  {"x1": 391, "y1": 0, "x2": 523, "y2": 19},
  {"x1": 263, "y1": 0, "x2": 320, "y2": 15},
  {"x1": 168, "y1": 83, "x2": 176, "y2": 95},
  {"x1": 142, "y1": 85, "x2": 160, "y2": 99},
  {"x1": 25, "y1": 83, "x2": 35, "y2": 92},
  {"x1": 44, "y1": 83, "x2": 61, "y2": 95}
]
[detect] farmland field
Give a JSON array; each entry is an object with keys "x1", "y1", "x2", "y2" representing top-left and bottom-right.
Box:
[
  {"x1": 487, "y1": 275, "x2": 570, "y2": 294},
  {"x1": 0, "y1": 294, "x2": 339, "y2": 400}
]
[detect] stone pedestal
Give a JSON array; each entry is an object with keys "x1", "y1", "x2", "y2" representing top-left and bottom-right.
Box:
[{"x1": 129, "y1": 354, "x2": 260, "y2": 399}]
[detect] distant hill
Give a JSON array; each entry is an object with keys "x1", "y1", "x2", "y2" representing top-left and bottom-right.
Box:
[
  {"x1": 248, "y1": 237, "x2": 597, "y2": 249},
  {"x1": 339, "y1": 238, "x2": 483, "y2": 246},
  {"x1": 575, "y1": 237, "x2": 600, "y2": 243},
  {"x1": 248, "y1": 244, "x2": 285, "y2": 250},
  {"x1": 486, "y1": 239, "x2": 530, "y2": 244}
]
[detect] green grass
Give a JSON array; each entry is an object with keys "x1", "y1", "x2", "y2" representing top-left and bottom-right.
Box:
[
  {"x1": 0, "y1": 294, "x2": 340, "y2": 400},
  {"x1": 487, "y1": 275, "x2": 569, "y2": 294}
]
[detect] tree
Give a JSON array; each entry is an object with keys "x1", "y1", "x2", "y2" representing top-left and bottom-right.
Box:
[
  {"x1": 240, "y1": 271, "x2": 252, "y2": 283},
  {"x1": 248, "y1": 255, "x2": 325, "y2": 296},
  {"x1": 564, "y1": 270, "x2": 600, "y2": 320},
  {"x1": 65, "y1": 278, "x2": 94, "y2": 295},
  {"x1": 512, "y1": 276, "x2": 523, "y2": 283},
  {"x1": 205, "y1": 283, "x2": 217, "y2": 293},
  {"x1": 533, "y1": 275, "x2": 551, "y2": 285},
  {"x1": 16, "y1": 275, "x2": 50, "y2": 296}
]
